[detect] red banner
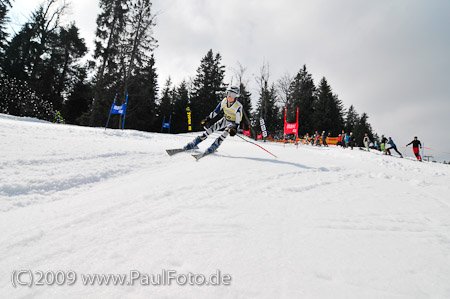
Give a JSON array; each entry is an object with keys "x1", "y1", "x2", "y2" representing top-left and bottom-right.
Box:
[
  {"x1": 257, "y1": 134, "x2": 262, "y2": 140},
  {"x1": 243, "y1": 129, "x2": 251, "y2": 136},
  {"x1": 283, "y1": 107, "x2": 299, "y2": 148},
  {"x1": 284, "y1": 123, "x2": 298, "y2": 134}
]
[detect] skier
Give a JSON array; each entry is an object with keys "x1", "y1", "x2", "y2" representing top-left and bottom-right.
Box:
[
  {"x1": 406, "y1": 136, "x2": 422, "y2": 161},
  {"x1": 386, "y1": 137, "x2": 403, "y2": 158},
  {"x1": 183, "y1": 86, "x2": 243, "y2": 156},
  {"x1": 363, "y1": 133, "x2": 370, "y2": 152}
]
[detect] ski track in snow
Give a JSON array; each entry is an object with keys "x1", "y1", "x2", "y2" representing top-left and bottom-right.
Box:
[{"x1": 1, "y1": 114, "x2": 450, "y2": 299}]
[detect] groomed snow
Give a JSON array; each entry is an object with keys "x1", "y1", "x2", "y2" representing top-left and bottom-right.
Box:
[{"x1": 1, "y1": 113, "x2": 450, "y2": 299}]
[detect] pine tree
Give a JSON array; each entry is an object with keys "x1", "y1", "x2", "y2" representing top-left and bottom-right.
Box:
[
  {"x1": 344, "y1": 104, "x2": 359, "y2": 133},
  {"x1": 27, "y1": 0, "x2": 68, "y2": 82},
  {"x1": 53, "y1": 24, "x2": 87, "y2": 94},
  {"x1": 312, "y1": 77, "x2": 344, "y2": 135},
  {"x1": 171, "y1": 80, "x2": 190, "y2": 133},
  {"x1": 90, "y1": 0, "x2": 128, "y2": 126},
  {"x1": 190, "y1": 49, "x2": 226, "y2": 131},
  {"x1": 1, "y1": 24, "x2": 34, "y2": 81},
  {"x1": 120, "y1": 0, "x2": 157, "y2": 95},
  {"x1": 4, "y1": 22, "x2": 87, "y2": 111},
  {"x1": 61, "y1": 69, "x2": 92, "y2": 125},
  {"x1": 157, "y1": 77, "x2": 174, "y2": 131},
  {"x1": 124, "y1": 54, "x2": 158, "y2": 131},
  {"x1": 3, "y1": 0, "x2": 67, "y2": 82},
  {"x1": 0, "y1": 0, "x2": 12, "y2": 65},
  {"x1": 90, "y1": 0, "x2": 158, "y2": 128},
  {"x1": 353, "y1": 112, "x2": 373, "y2": 146},
  {"x1": 238, "y1": 82, "x2": 252, "y2": 131},
  {"x1": 288, "y1": 65, "x2": 316, "y2": 135},
  {"x1": 330, "y1": 95, "x2": 345, "y2": 135},
  {"x1": 2, "y1": 1, "x2": 87, "y2": 120},
  {"x1": 38, "y1": 23, "x2": 87, "y2": 111}
]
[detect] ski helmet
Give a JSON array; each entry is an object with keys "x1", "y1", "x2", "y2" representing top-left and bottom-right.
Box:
[{"x1": 226, "y1": 86, "x2": 240, "y2": 98}]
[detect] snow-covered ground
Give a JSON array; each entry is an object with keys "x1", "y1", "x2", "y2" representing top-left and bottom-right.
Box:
[{"x1": 1, "y1": 113, "x2": 450, "y2": 299}]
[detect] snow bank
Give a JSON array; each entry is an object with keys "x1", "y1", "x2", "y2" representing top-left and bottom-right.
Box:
[{"x1": 1, "y1": 114, "x2": 450, "y2": 299}]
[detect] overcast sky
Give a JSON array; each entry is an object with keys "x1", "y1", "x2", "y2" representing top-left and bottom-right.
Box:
[{"x1": 8, "y1": 0, "x2": 450, "y2": 161}]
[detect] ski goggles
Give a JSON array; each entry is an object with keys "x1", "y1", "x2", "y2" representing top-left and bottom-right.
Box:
[{"x1": 227, "y1": 91, "x2": 239, "y2": 98}]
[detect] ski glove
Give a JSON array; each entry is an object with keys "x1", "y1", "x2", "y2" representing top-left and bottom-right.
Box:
[
  {"x1": 201, "y1": 116, "x2": 211, "y2": 127},
  {"x1": 228, "y1": 126, "x2": 237, "y2": 137}
]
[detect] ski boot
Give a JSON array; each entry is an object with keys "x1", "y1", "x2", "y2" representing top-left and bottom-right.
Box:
[{"x1": 184, "y1": 136, "x2": 202, "y2": 150}]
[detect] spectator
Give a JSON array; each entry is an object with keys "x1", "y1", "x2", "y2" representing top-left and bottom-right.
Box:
[
  {"x1": 341, "y1": 130, "x2": 347, "y2": 148},
  {"x1": 337, "y1": 134, "x2": 342, "y2": 146},
  {"x1": 380, "y1": 135, "x2": 388, "y2": 154},
  {"x1": 363, "y1": 133, "x2": 370, "y2": 151},
  {"x1": 313, "y1": 131, "x2": 320, "y2": 146},
  {"x1": 348, "y1": 132, "x2": 355, "y2": 150},
  {"x1": 322, "y1": 131, "x2": 328, "y2": 147}
]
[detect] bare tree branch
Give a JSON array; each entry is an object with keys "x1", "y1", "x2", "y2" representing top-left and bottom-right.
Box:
[{"x1": 277, "y1": 72, "x2": 293, "y2": 108}]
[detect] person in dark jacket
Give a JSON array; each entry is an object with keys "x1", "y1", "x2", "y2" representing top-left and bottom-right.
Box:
[
  {"x1": 322, "y1": 131, "x2": 328, "y2": 147},
  {"x1": 406, "y1": 136, "x2": 422, "y2": 161},
  {"x1": 348, "y1": 132, "x2": 355, "y2": 150},
  {"x1": 386, "y1": 137, "x2": 403, "y2": 157}
]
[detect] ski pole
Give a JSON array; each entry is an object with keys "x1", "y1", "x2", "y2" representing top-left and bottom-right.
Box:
[{"x1": 236, "y1": 134, "x2": 278, "y2": 158}]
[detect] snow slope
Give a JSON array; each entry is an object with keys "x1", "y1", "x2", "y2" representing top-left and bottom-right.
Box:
[{"x1": 1, "y1": 114, "x2": 450, "y2": 299}]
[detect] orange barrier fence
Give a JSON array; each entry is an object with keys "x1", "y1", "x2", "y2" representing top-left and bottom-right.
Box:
[
  {"x1": 298, "y1": 137, "x2": 339, "y2": 145},
  {"x1": 269, "y1": 137, "x2": 340, "y2": 145}
]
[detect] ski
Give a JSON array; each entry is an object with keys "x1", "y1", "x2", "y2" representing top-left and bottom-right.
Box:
[
  {"x1": 166, "y1": 146, "x2": 198, "y2": 156},
  {"x1": 192, "y1": 152, "x2": 212, "y2": 160},
  {"x1": 192, "y1": 153, "x2": 205, "y2": 160}
]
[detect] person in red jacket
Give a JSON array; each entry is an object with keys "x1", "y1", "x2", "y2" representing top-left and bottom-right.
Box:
[
  {"x1": 406, "y1": 136, "x2": 422, "y2": 161},
  {"x1": 337, "y1": 134, "x2": 342, "y2": 146}
]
